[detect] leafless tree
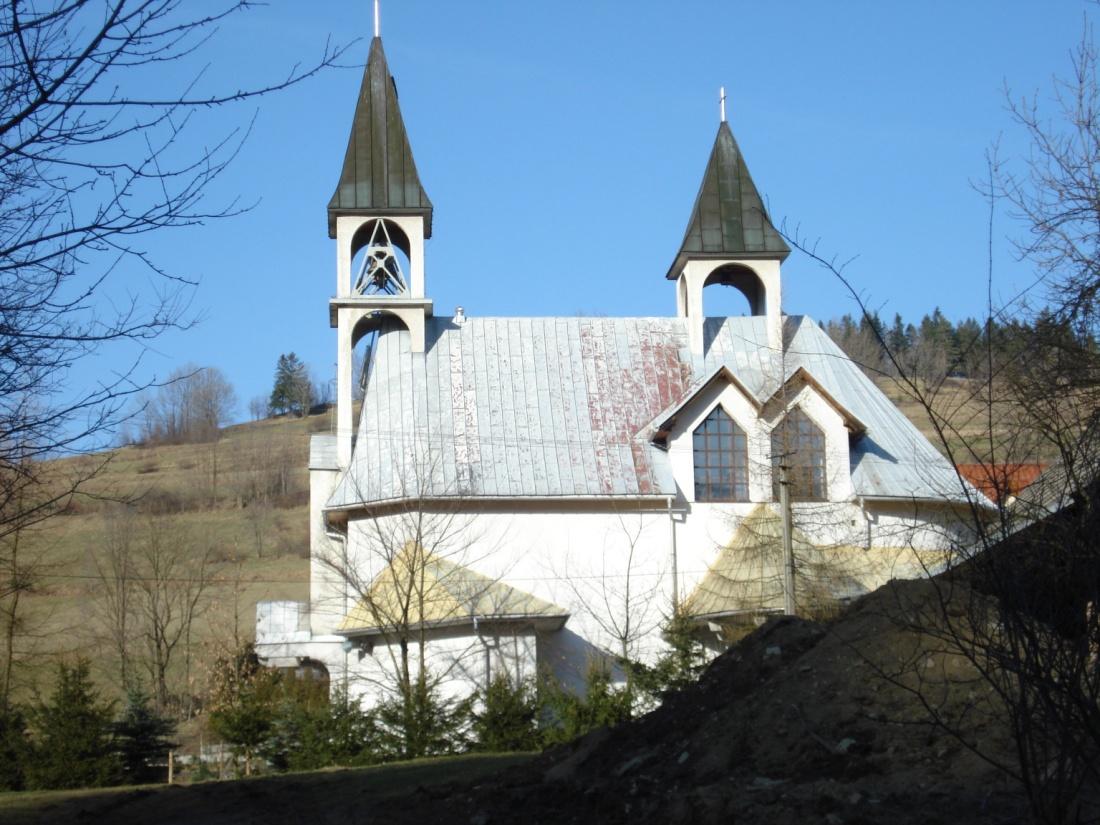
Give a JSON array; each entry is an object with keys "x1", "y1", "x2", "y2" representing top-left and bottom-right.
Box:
[
  {"x1": 768, "y1": 24, "x2": 1100, "y2": 819},
  {"x1": 140, "y1": 365, "x2": 237, "y2": 446},
  {"x1": 0, "y1": 2, "x2": 343, "y2": 543},
  {"x1": 554, "y1": 510, "x2": 667, "y2": 664},
  {"x1": 90, "y1": 507, "x2": 139, "y2": 692},
  {"x1": 316, "y1": 449, "x2": 508, "y2": 757},
  {"x1": 248, "y1": 396, "x2": 270, "y2": 422},
  {"x1": 92, "y1": 511, "x2": 215, "y2": 713}
]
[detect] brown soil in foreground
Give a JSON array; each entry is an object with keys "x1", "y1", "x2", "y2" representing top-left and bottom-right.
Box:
[{"x1": 5, "y1": 578, "x2": 1037, "y2": 824}]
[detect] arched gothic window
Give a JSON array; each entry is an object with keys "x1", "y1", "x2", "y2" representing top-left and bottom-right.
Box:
[
  {"x1": 693, "y1": 407, "x2": 749, "y2": 502},
  {"x1": 771, "y1": 408, "x2": 827, "y2": 501}
]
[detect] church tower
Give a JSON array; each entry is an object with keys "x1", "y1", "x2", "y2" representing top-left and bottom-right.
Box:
[
  {"x1": 328, "y1": 32, "x2": 433, "y2": 468},
  {"x1": 668, "y1": 105, "x2": 788, "y2": 357}
]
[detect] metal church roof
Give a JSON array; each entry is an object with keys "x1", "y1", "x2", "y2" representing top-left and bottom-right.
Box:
[
  {"x1": 666, "y1": 122, "x2": 790, "y2": 279},
  {"x1": 327, "y1": 37, "x2": 433, "y2": 238},
  {"x1": 328, "y1": 315, "x2": 971, "y2": 509}
]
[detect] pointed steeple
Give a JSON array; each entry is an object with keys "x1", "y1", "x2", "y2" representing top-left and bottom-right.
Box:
[
  {"x1": 327, "y1": 37, "x2": 433, "y2": 238},
  {"x1": 666, "y1": 122, "x2": 788, "y2": 280}
]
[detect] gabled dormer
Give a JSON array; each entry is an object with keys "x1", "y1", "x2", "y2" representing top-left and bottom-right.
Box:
[{"x1": 669, "y1": 118, "x2": 788, "y2": 357}]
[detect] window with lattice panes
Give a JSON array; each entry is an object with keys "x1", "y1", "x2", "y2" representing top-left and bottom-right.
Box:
[
  {"x1": 692, "y1": 407, "x2": 750, "y2": 502},
  {"x1": 771, "y1": 408, "x2": 827, "y2": 501}
]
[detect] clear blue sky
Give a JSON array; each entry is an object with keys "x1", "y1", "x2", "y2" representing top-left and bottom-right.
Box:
[{"x1": 122, "y1": 1, "x2": 1089, "y2": 418}]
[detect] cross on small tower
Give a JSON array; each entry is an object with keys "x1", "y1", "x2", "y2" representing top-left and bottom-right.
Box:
[
  {"x1": 720, "y1": 86, "x2": 727, "y2": 123},
  {"x1": 374, "y1": 0, "x2": 380, "y2": 37}
]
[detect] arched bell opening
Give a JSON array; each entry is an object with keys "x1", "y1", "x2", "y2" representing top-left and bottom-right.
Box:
[
  {"x1": 703, "y1": 263, "x2": 767, "y2": 317},
  {"x1": 349, "y1": 219, "x2": 413, "y2": 296},
  {"x1": 350, "y1": 310, "x2": 413, "y2": 397}
]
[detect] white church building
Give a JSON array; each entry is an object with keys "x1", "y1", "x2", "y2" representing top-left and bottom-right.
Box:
[{"x1": 256, "y1": 32, "x2": 977, "y2": 703}]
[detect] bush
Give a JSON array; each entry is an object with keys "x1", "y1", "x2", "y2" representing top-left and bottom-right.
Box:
[
  {"x1": 263, "y1": 687, "x2": 378, "y2": 771},
  {"x1": 0, "y1": 707, "x2": 28, "y2": 791},
  {"x1": 540, "y1": 663, "x2": 632, "y2": 748},
  {"x1": 25, "y1": 660, "x2": 119, "y2": 790},
  {"x1": 471, "y1": 675, "x2": 540, "y2": 753},
  {"x1": 630, "y1": 611, "x2": 709, "y2": 704},
  {"x1": 113, "y1": 690, "x2": 177, "y2": 785},
  {"x1": 375, "y1": 679, "x2": 472, "y2": 761}
]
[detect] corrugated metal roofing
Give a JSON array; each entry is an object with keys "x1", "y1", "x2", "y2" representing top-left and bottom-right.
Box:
[{"x1": 328, "y1": 315, "x2": 968, "y2": 508}]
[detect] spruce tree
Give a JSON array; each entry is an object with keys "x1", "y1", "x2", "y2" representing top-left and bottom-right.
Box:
[
  {"x1": 113, "y1": 690, "x2": 177, "y2": 785},
  {"x1": 26, "y1": 660, "x2": 118, "y2": 790},
  {"x1": 269, "y1": 352, "x2": 312, "y2": 417}
]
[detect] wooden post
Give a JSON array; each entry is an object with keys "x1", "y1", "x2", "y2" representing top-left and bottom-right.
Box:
[
  {"x1": 167, "y1": 750, "x2": 174, "y2": 784},
  {"x1": 779, "y1": 462, "x2": 796, "y2": 616}
]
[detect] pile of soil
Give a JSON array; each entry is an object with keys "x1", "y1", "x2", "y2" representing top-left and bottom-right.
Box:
[{"x1": 374, "y1": 578, "x2": 1027, "y2": 824}]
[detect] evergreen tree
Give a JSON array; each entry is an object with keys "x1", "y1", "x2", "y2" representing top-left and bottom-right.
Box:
[
  {"x1": 263, "y1": 687, "x2": 378, "y2": 771},
  {"x1": 113, "y1": 689, "x2": 177, "y2": 785},
  {"x1": 26, "y1": 660, "x2": 118, "y2": 790},
  {"x1": 375, "y1": 678, "x2": 472, "y2": 760},
  {"x1": 0, "y1": 706, "x2": 27, "y2": 791},
  {"x1": 632, "y1": 611, "x2": 709, "y2": 701},
  {"x1": 207, "y1": 644, "x2": 281, "y2": 776},
  {"x1": 470, "y1": 675, "x2": 540, "y2": 753},
  {"x1": 268, "y1": 353, "x2": 313, "y2": 417},
  {"x1": 540, "y1": 663, "x2": 632, "y2": 747}
]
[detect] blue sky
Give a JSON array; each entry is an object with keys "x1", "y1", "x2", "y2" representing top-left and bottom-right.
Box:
[{"x1": 120, "y1": 1, "x2": 1089, "y2": 417}]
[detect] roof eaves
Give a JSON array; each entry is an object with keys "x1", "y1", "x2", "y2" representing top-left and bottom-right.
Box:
[{"x1": 635, "y1": 364, "x2": 761, "y2": 448}]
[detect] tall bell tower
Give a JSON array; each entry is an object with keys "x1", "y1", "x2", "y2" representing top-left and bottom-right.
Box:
[
  {"x1": 668, "y1": 100, "x2": 789, "y2": 358},
  {"x1": 328, "y1": 31, "x2": 433, "y2": 468}
]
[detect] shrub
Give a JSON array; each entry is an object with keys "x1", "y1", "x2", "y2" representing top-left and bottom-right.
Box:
[
  {"x1": 113, "y1": 689, "x2": 177, "y2": 785},
  {"x1": 25, "y1": 660, "x2": 119, "y2": 790},
  {"x1": 471, "y1": 675, "x2": 540, "y2": 753},
  {"x1": 375, "y1": 679, "x2": 472, "y2": 761},
  {"x1": 540, "y1": 663, "x2": 632, "y2": 748},
  {"x1": 263, "y1": 687, "x2": 379, "y2": 771},
  {"x1": 0, "y1": 707, "x2": 28, "y2": 791}
]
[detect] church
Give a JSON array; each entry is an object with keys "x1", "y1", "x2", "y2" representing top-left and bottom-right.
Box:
[{"x1": 256, "y1": 30, "x2": 977, "y2": 703}]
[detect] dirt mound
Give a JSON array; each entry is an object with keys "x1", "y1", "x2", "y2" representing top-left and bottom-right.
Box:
[{"x1": 373, "y1": 578, "x2": 1027, "y2": 824}]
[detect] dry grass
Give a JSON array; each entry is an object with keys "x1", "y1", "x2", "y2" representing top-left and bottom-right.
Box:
[{"x1": 4, "y1": 410, "x2": 331, "y2": 702}]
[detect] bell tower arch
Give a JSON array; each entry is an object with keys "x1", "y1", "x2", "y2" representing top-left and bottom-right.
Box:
[{"x1": 667, "y1": 115, "x2": 789, "y2": 357}]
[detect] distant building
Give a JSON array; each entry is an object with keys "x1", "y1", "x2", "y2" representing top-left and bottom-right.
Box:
[{"x1": 256, "y1": 32, "x2": 979, "y2": 704}]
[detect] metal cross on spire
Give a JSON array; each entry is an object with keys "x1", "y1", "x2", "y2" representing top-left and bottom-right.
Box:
[
  {"x1": 374, "y1": 0, "x2": 380, "y2": 37},
  {"x1": 720, "y1": 86, "x2": 727, "y2": 123}
]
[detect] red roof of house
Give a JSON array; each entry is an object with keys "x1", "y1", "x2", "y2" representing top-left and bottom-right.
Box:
[{"x1": 956, "y1": 463, "x2": 1045, "y2": 504}]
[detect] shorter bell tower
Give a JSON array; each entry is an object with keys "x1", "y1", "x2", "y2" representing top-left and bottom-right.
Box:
[
  {"x1": 328, "y1": 34, "x2": 434, "y2": 468},
  {"x1": 668, "y1": 106, "x2": 789, "y2": 358}
]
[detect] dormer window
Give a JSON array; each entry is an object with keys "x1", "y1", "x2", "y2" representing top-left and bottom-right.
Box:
[
  {"x1": 693, "y1": 407, "x2": 749, "y2": 502},
  {"x1": 771, "y1": 408, "x2": 826, "y2": 501}
]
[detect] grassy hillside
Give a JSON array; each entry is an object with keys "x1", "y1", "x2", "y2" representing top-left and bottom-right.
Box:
[{"x1": 3, "y1": 409, "x2": 335, "y2": 705}]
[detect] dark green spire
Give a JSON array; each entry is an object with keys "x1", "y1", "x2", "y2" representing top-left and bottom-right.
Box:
[
  {"x1": 666, "y1": 121, "x2": 788, "y2": 279},
  {"x1": 327, "y1": 37, "x2": 433, "y2": 238}
]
